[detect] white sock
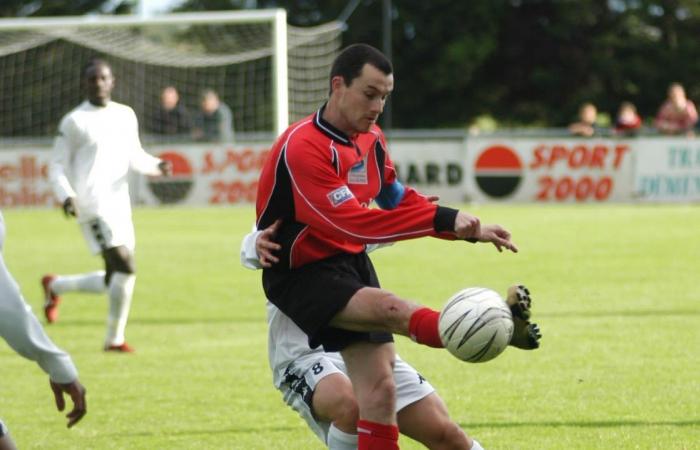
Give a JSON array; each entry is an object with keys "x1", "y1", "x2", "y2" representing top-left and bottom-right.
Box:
[
  {"x1": 51, "y1": 271, "x2": 106, "y2": 294},
  {"x1": 105, "y1": 272, "x2": 135, "y2": 346},
  {"x1": 471, "y1": 439, "x2": 485, "y2": 450},
  {"x1": 327, "y1": 423, "x2": 357, "y2": 450}
]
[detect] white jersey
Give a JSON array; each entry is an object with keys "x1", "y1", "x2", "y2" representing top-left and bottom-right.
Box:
[
  {"x1": 49, "y1": 100, "x2": 162, "y2": 226},
  {"x1": 0, "y1": 212, "x2": 77, "y2": 384}
]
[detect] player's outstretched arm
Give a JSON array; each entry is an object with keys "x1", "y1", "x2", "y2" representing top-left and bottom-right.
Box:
[
  {"x1": 50, "y1": 379, "x2": 86, "y2": 428},
  {"x1": 474, "y1": 223, "x2": 518, "y2": 253}
]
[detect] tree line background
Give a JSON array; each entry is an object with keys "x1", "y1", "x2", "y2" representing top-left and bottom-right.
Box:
[{"x1": 3, "y1": 0, "x2": 700, "y2": 130}]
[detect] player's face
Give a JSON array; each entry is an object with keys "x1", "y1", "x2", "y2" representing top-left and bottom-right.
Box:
[
  {"x1": 84, "y1": 63, "x2": 115, "y2": 106},
  {"x1": 334, "y1": 64, "x2": 393, "y2": 135}
]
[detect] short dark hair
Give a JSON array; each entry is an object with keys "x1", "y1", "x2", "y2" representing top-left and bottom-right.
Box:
[
  {"x1": 329, "y1": 44, "x2": 392, "y2": 91},
  {"x1": 81, "y1": 57, "x2": 111, "y2": 78}
]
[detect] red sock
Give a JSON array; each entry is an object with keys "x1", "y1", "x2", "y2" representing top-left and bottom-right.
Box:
[
  {"x1": 357, "y1": 419, "x2": 399, "y2": 450},
  {"x1": 408, "y1": 307, "x2": 444, "y2": 348}
]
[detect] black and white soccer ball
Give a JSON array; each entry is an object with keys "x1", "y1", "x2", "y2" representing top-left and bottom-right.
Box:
[{"x1": 439, "y1": 287, "x2": 514, "y2": 363}]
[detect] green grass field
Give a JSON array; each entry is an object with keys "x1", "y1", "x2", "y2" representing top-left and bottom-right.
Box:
[{"x1": 1, "y1": 204, "x2": 698, "y2": 449}]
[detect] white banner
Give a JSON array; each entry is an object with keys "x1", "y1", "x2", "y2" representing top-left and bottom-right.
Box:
[
  {"x1": 464, "y1": 138, "x2": 636, "y2": 203},
  {"x1": 0, "y1": 149, "x2": 55, "y2": 208},
  {"x1": 388, "y1": 138, "x2": 466, "y2": 203},
  {"x1": 135, "y1": 142, "x2": 271, "y2": 206},
  {"x1": 633, "y1": 138, "x2": 700, "y2": 202}
]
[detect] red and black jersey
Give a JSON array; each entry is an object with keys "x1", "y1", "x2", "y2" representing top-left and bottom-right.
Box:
[{"x1": 256, "y1": 105, "x2": 457, "y2": 269}]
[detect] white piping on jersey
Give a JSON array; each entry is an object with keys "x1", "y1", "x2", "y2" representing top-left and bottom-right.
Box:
[
  {"x1": 288, "y1": 224, "x2": 309, "y2": 268},
  {"x1": 257, "y1": 119, "x2": 312, "y2": 228},
  {"x1": 314, "y1": 110, "x2": 350, "y2": 144},
  {"x1": 329, "y1": 143, "x2": 340, "y2": 176},
  {"x1": 284, "y1": 144, "x2": 434, "y2": 242}
]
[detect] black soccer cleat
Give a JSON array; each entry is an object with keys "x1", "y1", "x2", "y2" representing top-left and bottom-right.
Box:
[
  {"x1": 506, "y1": 284, "x2": 531, "y2": 320},
  {"x1": 506, "y1": 284, "x2": 541, "y2": 350},
  {"x1": 509, "y1": 318, "x2": 541, "y2": 350}
]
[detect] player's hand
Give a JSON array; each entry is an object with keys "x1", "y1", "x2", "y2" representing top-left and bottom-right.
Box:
[
  {"x1": 158, "y1": 160, "x2": 172, "y2": 176},
  {"x1": 425, "y1": 195, "x2": 440, "y2": 203},
  {"x1": 50, "y1": 379, "x2": 87, "y2": 428},
  {"x1": 453, "y1": 212, "x2": 480, "y2": 240},
  {"x1": 62, "y1": 198, "x2": 77, "y2": 218},
  {"x1": 256, "y1": 220, "x2": 282, "y2": 268},
  {"x1": 475, "y1": 224, "x2": 518, "y2": 253}
]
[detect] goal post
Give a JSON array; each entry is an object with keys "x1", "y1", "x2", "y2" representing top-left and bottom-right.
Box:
[{"x1": 0, "y1": 9, "x2": 341, "y2": 143}]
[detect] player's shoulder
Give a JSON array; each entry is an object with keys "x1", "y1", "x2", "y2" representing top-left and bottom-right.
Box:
[
  {"x1": 108, "y1": 101, "x2": 137, "y2": 115},
  {"x1": 284, "y1": 117, "x2": 324, "y2": 152}
]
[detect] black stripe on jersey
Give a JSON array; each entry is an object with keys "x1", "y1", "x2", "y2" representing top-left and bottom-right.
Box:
[
  {"x1": 258, "y1": 146, "x2": 308, "y2": 271},
  {"x1": 374, "y1": 139, "x2": 386, "y2": 193},
  {"x1": 330, "y1": 145, "x2": 340, "y2": 176}
]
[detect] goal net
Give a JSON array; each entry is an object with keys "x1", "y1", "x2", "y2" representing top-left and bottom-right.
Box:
[{"x1": 0, "y1": 10, "x2": 342, "y2": 145}]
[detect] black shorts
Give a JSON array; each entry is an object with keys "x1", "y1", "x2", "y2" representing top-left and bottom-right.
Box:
[{"x1": 262, "y1": 252, "x2": 394, "y2": 352}]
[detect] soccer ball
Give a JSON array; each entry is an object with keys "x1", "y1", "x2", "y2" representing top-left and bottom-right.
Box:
[{"x1": 439, "y1": 287, "x2": 514, "y2": 363}]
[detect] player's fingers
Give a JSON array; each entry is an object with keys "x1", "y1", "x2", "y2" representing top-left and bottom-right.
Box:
[
  {"x1": 50, "y1": 381, "x2": 65, "y2": 412},
  {"x1": 269, "y1": 219, "x2": 283, "y2": 233},
  {"x1": 259, "y1": 240, "x2": 281, "y2": 251},
  {"x1": 426, "y1": 195, "x2": 440, "y2": 203},
  {"x1": 66, "y1": 406, "x2": 86, "y2": 428}
]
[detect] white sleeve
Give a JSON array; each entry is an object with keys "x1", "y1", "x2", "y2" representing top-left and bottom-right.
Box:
[
  {"x1": 128, "y1": 109, "x2": 163, "y2": 176},
  {"x1": 48, "y1": 118, "x2": 77, "y2": 203},
  {"x1": 240, "y1": 227, "x2": 263, "y2": 270},
  {"x1": 0, "y1": 218, "x2": 78, "y2": 384}
]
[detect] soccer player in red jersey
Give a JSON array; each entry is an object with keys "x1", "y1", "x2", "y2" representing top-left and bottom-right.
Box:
[{"x1": 255, "y1": 44, "x2": 540, "y2": 450}]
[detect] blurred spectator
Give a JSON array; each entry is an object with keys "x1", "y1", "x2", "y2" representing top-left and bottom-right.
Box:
[
  {"x1": 568, "y1": 102, "x2": 599, "y2": 137},
  {"x1": 614, "y1": 101, "x2": 642, "y2": 136},
  {"x1": 192, "y1": 89, "x2": 234, "y2": 143},
  {"x1": 150, "y1": 86, "x2": 192, "y2": 138},
  {"x1": 654, "y1": 82, "x2": 698, "y2": 136}
]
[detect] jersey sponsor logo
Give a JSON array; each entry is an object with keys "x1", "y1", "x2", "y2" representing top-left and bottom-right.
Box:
[
  {"x1": 327, "y1": 185, "x2": 353, "y2": 207},
  {"x1": 474, "y1": 145, "x2": 523, "y2": 198},
  {"x1": 348, "y1": 156, "x2": 368, "y2": 184}
]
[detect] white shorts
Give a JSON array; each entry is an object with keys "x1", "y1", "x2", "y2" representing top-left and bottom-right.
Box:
[
  {"x1": 80, "y1": 216, "x2": 135, "y2": 255},
  {"x1": 277, "y1": 352, "x2": 434, "y2": 444}
]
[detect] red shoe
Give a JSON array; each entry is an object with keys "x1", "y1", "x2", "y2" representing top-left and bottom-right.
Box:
[
  {"x1": 104, "y1": 343, "x2": 135, "y2": 353},
  {"x1": 41, "y1": 274, "x2": 60, "y2": 324}
]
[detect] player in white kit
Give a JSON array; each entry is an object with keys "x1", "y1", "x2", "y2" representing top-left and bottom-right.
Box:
[
  {"x1": 43, "y1": 58, "x2": 170, "y2": 352},
  {"x1": 0, "y1": 212, "x2": 86, "y2": 450},
  {"x1": 242, "y1": 225, "x2": 479, "y2": 450}
]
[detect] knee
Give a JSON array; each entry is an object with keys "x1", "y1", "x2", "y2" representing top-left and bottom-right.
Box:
[
  {"x1": 329, "y1": 388, "x2": 359, "y2": 431},
  {"x1": 374, "y1": 291, "x2": 412, "y2": 332},
  {"x1": 429, "y1": 421, "x2": 471, "y2": 450},
  {"x1": 360, "y1": 371, "x2": 396, "y2": 414}
]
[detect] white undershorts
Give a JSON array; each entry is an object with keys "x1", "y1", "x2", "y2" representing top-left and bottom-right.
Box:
[{"x1": 277, "y1": 351, "x2": 434, "y2": 444}]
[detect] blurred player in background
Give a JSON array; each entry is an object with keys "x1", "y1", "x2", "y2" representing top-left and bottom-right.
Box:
[
  {"x1": 0, "y1": 212, "x2": 86, "y2": 450},
  {"x1": 43, "y1": 58, "x2": 171, "y2": 353},
  {"x1": 242, "y1": 223, "x2": 475, "y2": 449}
]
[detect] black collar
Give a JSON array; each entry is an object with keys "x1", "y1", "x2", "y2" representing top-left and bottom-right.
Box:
[{"x1": 313, "y1": 104, "x2": 353, "y2": 146}]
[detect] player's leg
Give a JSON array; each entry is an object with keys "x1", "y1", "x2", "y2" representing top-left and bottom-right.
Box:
[
  {"x1": 314, "y1": 373, "x2": 359, "y2": 450},
  {"x1": 276, "y1": 353, "x2": 358, "y2": 450},
  {"x1": 330, "y1": 286, "x2": 443, "y2": 348},
  {"x1": 398, "y1": 393, "x2": 473, "y2": 449},
  {"x1": 341, "y1": 341, "x2": 399, "y2": 450},
  {"x1": 102, "y1": 245, "x2": 136, "y2": 352},
  {"x1": 41, "y1": 271, "x2": 107, "y2": 323}
]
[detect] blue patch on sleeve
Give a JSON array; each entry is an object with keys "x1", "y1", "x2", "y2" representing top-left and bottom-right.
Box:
[{"x1": 375, "y1": 180, "x2": 405, "y2": 210}]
